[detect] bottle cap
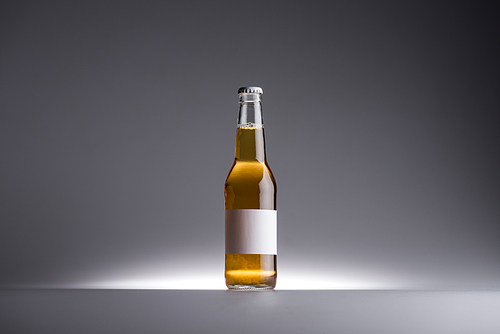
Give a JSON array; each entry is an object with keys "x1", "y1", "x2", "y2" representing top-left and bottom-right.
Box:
[{"x1": 238, "y1": 86, "x2": 263, "y2": 94}]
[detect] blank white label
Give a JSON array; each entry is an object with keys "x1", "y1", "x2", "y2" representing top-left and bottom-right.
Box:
[{"x1": 225, "y1": 209, "x2": 277, "y2": 255}]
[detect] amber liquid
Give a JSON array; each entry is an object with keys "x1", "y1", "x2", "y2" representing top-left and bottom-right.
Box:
[{"x1": 225, "y1": 125, "x2": 277, "y2": 289}]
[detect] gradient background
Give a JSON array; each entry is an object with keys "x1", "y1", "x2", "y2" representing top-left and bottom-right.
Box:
[{"x1": 1, "y1": 0, "x2": 499, "y2": 289}]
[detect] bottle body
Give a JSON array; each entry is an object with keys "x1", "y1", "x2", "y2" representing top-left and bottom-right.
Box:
[{"x1": 224, "y1": 88, "x2": 277, "y2": 290}]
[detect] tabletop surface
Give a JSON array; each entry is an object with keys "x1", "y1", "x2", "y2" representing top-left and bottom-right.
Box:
[{"x1": 1, "y1": 289, "x2": 499, "y2": 333}]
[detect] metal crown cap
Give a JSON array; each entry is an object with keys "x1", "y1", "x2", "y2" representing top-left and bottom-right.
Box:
[{"x1": 238, "y1": 86, "x2": 263, "y2": 94}]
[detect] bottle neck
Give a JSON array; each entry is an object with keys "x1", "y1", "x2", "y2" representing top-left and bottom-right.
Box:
[
  {"x1": 234, "y1": 93, "x2": 266, "y2": 162},
  {"x1": 237, "y1": 93, "x2": 263, "y2": 126}
]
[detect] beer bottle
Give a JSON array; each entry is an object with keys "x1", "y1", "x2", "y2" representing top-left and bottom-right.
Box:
[{"x1": 225, "y1": 86, "x2": 277, "y2": 290}]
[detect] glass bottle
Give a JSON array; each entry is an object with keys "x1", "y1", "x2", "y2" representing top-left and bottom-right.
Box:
[{"x1": 224, "y1": 86, "x2": 277, "y2": 290}]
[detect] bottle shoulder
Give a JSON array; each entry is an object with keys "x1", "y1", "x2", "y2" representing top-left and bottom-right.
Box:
[{"x1": 225, "y1": 160, "x2": 276, "y2": 185}]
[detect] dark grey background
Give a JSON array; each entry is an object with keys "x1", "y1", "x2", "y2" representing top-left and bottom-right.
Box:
[{"x1": 1, "y1": 0, "x2": 499, "y2": 289}]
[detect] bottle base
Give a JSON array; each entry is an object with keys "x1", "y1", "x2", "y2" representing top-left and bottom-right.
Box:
[
  {"x1": 225, "y1": 254, "x2": 277, "y2": 289},
  {"x1": 227, "y1": 284, "x2": 275, "y2": 290}
]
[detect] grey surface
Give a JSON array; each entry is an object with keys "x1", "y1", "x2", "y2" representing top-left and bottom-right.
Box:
[
  {"x1": 1, "y1": 1, "x2": 499, "y2": 289},
  {"x1": 1, "y1": 289, "x2": 500, "y2": 333}
]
